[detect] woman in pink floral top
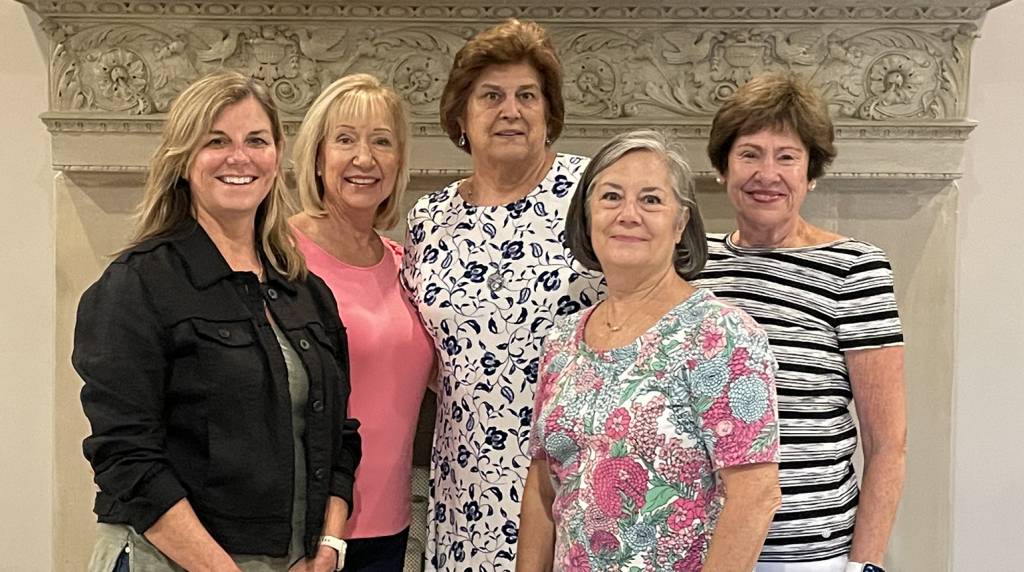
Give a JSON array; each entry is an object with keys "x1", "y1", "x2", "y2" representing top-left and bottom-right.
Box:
[{"x1": 517, "y1": 130, "x2": 782, "y2": 572}]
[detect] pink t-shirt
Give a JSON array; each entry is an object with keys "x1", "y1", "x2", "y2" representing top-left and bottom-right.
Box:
[{"x1": 294, "y1": 228, "x2": 434, "y2": 539}]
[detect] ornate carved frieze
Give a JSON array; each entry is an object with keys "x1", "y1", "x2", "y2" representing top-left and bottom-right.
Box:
[
  {"x1": 16, "y1": 0, "x2": 991, "y2": 185},
  {"x1": 40, "y1": 19, "x2": 977, "y2": 122}
]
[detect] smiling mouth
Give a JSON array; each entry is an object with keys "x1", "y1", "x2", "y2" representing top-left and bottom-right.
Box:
[
  {"x1": 495, "y1": 130, "x2": 525, "y2": 137},
  {"x1": 344, "y1": 176, "x2": 380, "y2": 186},
  {"x1": 217, "y1": 175, "x2": 256, "y2": 185},
  {"x1": 746, "y1": 190, "x2": 786, "y2": 202}
]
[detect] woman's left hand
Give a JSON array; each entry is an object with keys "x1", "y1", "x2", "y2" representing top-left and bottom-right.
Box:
[{"x1": 288, "y1": 545, "x2": 340, "y2": 572}]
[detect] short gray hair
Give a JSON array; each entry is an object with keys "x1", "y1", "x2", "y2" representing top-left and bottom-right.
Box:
[{"x1": 565, "y1": 129, "x2": 708, "y2": 279}]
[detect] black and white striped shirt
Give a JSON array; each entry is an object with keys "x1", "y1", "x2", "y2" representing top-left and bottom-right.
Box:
[{"x1": 692, "y1": 233, "x2": 903, "y2": 562}]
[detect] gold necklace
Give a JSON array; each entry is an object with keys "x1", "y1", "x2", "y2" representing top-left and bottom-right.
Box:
[{"x1": 603, "y1": 282, "x2": 664, "y2": 332}]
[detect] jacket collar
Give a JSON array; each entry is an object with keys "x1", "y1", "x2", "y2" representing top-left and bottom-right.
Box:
[{"x1": 169, "y1": 219, "x2": 296, "y2": 294}]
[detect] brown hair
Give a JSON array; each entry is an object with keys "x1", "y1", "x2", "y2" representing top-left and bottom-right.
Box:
[
  {"x1": 707, "y1": 72, "x2": 836, "y2": 181},
  {"x1": 292, "y1": 73, "x2": 410, "y2": 230},
  {"x1": 566, "y1": 129, "x2": 708, "y2": 280},
  {"x1": 127, "y1": 70, "x2": 305, "y2": 280},
  {"x1": 439, "y1": 19, "x2": 564, "y2": 153}
]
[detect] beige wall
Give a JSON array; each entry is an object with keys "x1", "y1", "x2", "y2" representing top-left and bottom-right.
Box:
[
  {"x1": 0, "y1": 4, "x2": 55, "y2": 570},
  {"x1": 953, "y1": 0, "x2": 1024, "y2": 568}
]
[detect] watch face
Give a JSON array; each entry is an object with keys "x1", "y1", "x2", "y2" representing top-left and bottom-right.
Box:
[{"x1": 863, "y1": 565, "x2": 886, "y2": 572}]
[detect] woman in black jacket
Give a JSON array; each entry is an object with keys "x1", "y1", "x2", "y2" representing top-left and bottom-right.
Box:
[{"x1": 74, "y1": 70, "x2": 360, "y2": 572}]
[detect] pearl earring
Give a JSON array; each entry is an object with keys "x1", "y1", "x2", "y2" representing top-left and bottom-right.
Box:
[
  {"x1": 809, "y1": 180, "x2": 817, "y2": 191},
  {"x1": 715, "y1": 175, "x2": 724, "y2": 185}
]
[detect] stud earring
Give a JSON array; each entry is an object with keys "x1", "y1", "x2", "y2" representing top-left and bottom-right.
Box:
[
  {"x1": 715, "y1": 175, "x2": 724, "y2": 185},
  {"x1": 458, "y1": 132, "x2": 467, "y2": 147},
  {"x1": 545, "y1": 137, "x2": 552, "y2": 146}
]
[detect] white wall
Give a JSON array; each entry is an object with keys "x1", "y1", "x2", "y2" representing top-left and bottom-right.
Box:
[
  {"x1": 0, "y1": 4, "x2": 55, "y2": 571},
  {"x1": 953, "y1": 1, "x2": 1024, "y2": 569}
]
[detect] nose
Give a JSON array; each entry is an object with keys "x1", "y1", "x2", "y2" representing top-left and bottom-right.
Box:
[
  {"x1": 616, "y1": 196, "x2": 642, "y2": 225},
  {"x1": 753, "y1": 157, "x2": 781, "y2": 182},
  {"x1": 352, "y1": 140, "x2": 374, "y2": 168},
  {"x1": 225, "y1": 143, "x2": 251, "y2": 165},
  {"x1": 499, "y1": 96, "x2": 522, "y2": 120}
]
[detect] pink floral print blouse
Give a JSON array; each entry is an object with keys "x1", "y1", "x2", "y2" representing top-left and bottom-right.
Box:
[{"x1": 529, "y1": 289, "x2": 781, "y2": 571}]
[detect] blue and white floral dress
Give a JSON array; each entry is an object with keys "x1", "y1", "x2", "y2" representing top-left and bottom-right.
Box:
[{"x1": 402, "y1": 153, "x2": 604, "y2": 571}]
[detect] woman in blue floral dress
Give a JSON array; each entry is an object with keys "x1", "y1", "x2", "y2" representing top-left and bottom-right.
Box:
[
  {"x1": 402, "y1": 20, "x2": 603, "y2": 572},
  {"x1": 517, "y1": 130, "x2": 782, "y2": 572}
]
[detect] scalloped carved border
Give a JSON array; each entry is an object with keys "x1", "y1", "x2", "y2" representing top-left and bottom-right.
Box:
[{"x1": 20, "y1": 1, "x2": 988, "y2": 22}]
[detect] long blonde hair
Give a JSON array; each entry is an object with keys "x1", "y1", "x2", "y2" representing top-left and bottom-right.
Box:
[
  {"x1": 292, "y1": 73, "x2": 410, "y2": 230},
  {"x1": 128, "y1": 70, "x2": 306, "y2": 280}
]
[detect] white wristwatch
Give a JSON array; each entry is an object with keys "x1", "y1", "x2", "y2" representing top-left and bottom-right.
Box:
[
  {"x1": 845, "y1": 562, "x2": 885, "y2": 572},
  {"x1": 318, "y1": 535, "x2": 347, "y2": 571}
]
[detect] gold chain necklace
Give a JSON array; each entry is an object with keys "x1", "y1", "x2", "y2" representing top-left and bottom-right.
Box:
[{"x1": 603, "y1": 281, "x2": 664, "y2": 332}]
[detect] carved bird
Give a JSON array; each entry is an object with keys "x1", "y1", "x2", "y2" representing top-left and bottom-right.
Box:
[
  {"x1": 662, "y1": 30, "x2": 713, "y2": 65},
  {"x1": 772, "y1": 29, "x2": 831, "y2": 66},
  {"x1": 292, "y1": 28, "x2": 348, "y2": 62},
  {"x1": 195, "y1": 27, "x2": 242, "y2": 65}
]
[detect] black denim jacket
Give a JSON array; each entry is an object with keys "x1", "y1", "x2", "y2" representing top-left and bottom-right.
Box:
[{"x1": 73, "y1": 221, "x2": 361, "y2": 558}]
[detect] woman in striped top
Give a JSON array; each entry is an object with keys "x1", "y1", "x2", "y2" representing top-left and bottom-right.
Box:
[{"x1": 692, "y1": 73, "x2": 905, "y2": 572}]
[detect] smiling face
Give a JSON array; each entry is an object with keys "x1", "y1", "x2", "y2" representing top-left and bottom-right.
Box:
[
  {"x1": 724, "y1": 126, "x2": 812, "y2": 232},
  {"x1": 187, "y1": 96, "x2": 279, "y2": 226},
  {"x1": 588, "y1": 150, "x2": 687, "y2": 277},
  {"x1": 318, "y1": 107, "x2": 400, "y2": 219},
  {"x1": 460, "y1": 61, "x2": 548, "y2": 165}
]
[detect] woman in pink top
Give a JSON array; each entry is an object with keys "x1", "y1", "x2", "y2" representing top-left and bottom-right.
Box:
[{"x1": 289, "y1": 74, "x2": 434, "y2": 571}]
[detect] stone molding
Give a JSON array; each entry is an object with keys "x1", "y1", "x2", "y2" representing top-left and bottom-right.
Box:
[
  {"x1": 17, "y1": 0, "x2": 990, "y2": 187},
  {"x1": 19, "y1": 2, "x2": 988, "y2": 22}
]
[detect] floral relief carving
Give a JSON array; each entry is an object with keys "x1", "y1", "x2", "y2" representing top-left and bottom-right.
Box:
[
  {"x1": 43, "y1": 18, "x2": 975, "y2": 123},
  {"x1": 554, "y1": 24, "x2": 974, "y2": 121},
  {"x1": 47, "y1": 21, "x2": 464, "y2": 116}
]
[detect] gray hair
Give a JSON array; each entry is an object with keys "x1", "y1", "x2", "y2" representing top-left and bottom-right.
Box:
[{"x1": 565, "y1": 129, "x2": 708, "y2": 279}]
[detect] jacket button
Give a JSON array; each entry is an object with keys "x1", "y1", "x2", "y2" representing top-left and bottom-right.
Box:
[
  {"x1": 299, "y1": 338, "x2": 311, "y2": 351},
  {"x1": 312, "y1": 399, "x2": 324, "y2": 413},
  {"x1": 218, "y1": 328, "x2": 231, "y2": 339},
  {"x1": 313, "y1": 467, "x2": 326, "y2": 481},
  {"x1": 266, "y1": 288, "x2": 278, "y2": 301}
]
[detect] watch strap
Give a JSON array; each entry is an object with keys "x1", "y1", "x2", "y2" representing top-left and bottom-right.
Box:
[{"x1": 318, "y1": 535, "x2": 347, "y2": 571}]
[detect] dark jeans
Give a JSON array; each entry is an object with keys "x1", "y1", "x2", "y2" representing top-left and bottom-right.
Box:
[{"x1": 344, "y1": 527, "x2": 411, "y2": 572}]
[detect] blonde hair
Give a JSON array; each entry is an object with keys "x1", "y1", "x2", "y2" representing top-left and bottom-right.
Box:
[
  {"x1": 292, "y1": 73, "x2": 410, "y2": 230},
  {"x1": 128, "y1": 70, "x2": 305, "y2": 280}
]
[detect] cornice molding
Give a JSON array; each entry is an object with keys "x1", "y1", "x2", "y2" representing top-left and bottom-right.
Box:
[{"x1": 18, "y1": 1, "x2": 989, "y2": 22}]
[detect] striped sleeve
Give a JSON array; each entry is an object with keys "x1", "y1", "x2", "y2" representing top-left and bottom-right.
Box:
[{"x1": 836, "y1": 244, "x2": 904, "y2": 351}]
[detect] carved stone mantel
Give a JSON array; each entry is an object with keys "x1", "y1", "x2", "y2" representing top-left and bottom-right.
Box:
[{"x1": 18, "y1": 0, "x2": 991, "y2": 190}]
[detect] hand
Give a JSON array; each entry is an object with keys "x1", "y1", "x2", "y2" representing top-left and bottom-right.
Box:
[{"x1": 288, "y1": 545, "x2": 340, "y2": 572}]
